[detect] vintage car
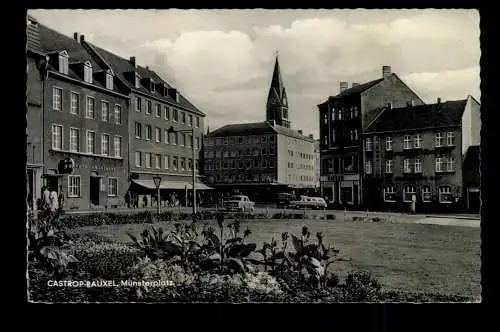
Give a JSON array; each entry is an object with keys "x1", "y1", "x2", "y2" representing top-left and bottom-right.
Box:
[
  {"x1": 311, "y1": 197, "x2": 328, "y2": 209},
  {"x1": 224, "y1": 195, "x2": 255, "y2": 212},
  {"x1": 290, "y1": 196, "x2": 328, "y2": 210}
]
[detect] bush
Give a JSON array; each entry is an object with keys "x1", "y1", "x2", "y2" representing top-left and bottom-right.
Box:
[
  {"x1": 70, "y1": 241, "x2": 142, "y2": 279},
  {"x1": 343, "y1": 271, "x2": 382, "y2": 302},
  {"x1": 325, "y1": 273, "x2": 340, "y2": 288}
]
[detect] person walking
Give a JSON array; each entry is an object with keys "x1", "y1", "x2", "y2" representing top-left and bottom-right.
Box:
[
  {"x1": 42, "y1": 186, "x2": 51, "y2": 211},
  {"x1": 125, "y1": 190, "x2": 131, "y2": 208},
  {"x1": 50, "y1": 188, "x2": 59, "y2": 213},
  {"x1": 58, "y1": 186, "x2": 65, "y2": 213}
]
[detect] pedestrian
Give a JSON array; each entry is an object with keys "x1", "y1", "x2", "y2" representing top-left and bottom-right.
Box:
[
  {"x1": 50, "y1": 188, "x2": 59, "y2": 213},
  {"x1": 58, "y1": 185, "x2": 65, "y2": 213},
  {"x1": 42, "y1": 186, "x2": 51, "y2": 211},
  {"x1": 125, "y1": 190, "x2": 131, "y2": 208}
]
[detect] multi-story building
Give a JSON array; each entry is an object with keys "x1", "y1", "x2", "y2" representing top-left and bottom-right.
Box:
[
  {"x1": 314, "y1": 139, "x2": 321, "y2": 191},
  {"x1": 317, "y1": 66, "x2": 425, "y2": 208},
  {"x1": 203, "y1": 55, "x2": 316, "y2": 201},
  {"x1": 26, "y1": 16, "x2": 46, "y2": 213},
  {"x1": 36, "y1": 22, "x2": 130, "y2": 210},
  {"x1": 203, "y1": 121, "x2": 316, "y2": 201},
  {"x1": 80, "y1": 34, "x2": 208, "y2": 207},
  {"x1": 362, "y1": 95, "x2": 480, "y2": 213}
]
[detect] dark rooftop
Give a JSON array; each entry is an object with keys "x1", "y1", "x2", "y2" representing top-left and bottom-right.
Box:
[
  {"x1": 208, "y1": 121, "x2": 314, "y2": 142},
  {"x1": 365, "y1": 99, "x2": 468, "y2": 133},
  {"x1": 335, "y1": 78, "x2": 384, "y2": 98},
  {"x1": 27, "y1": 16, "x2": 44, "y2": 55}
]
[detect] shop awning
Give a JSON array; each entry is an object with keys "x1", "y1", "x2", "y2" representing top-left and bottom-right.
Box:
[{"x1": 132, "y1": 180, "x2": 214, "y2": 190}]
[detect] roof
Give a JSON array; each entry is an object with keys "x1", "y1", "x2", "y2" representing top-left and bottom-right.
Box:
[
  {"x1": 89, "y1": 43, "x2": 205, "y2": 116},
  {"x1": 268, "y1": 55, "x2": 286, "y2": 101},
  {"x1": 208, "y1": 121, "x2": 314, "y2": 142},
  {"x1": 26, "y1": 16, "x2": 44, "y2": 55},
  {"x1": 317, "y1": 77, "x2": 384, "y2": 108},
  {"x1": 365, "y1": 99, "x2": 468, "y2": 133}
]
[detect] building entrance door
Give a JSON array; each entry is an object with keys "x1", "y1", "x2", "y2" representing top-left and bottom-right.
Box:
[
  {"x1": 341, "y1": 187, "x2": 352, "y2": 205},
  {"x1": 90, "y1": 176, "x2": 100, "y2": 206},
  {"x1": 353, "y1": 184, "x2": 359, "y2": 205}
]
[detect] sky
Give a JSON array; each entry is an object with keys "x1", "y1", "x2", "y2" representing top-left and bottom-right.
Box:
[{"x1": 28, "y1": 9, "x2": 480, "y2": 138}]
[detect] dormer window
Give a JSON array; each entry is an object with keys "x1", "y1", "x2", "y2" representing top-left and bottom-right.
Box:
[
  {"x1": 105, "y1": 70, "x2": 114, "y2": 90},
  {"x1": 163, "y1": 84, "x2": 168, "y2": 97},
  {"x1": 84, "y1": 61, "x2": 93, "y2": 84},
  {"x1": 150, "y1": 80, "x2": 155, "y2": 93},
  {"x1": 135, "y1": 74, "x2": 141, "y2": 89},
  {"x1": 58, "y1": 51, "x2": 69, "y2": 75},
  {"x1": 176, "y1": 92, "x2": 180, "y2": 102}
]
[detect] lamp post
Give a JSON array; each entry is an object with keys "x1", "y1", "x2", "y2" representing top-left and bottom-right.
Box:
[
  {"x1": 168, "y1": 126, "x2": 197, "y2": 217},
  {"x1": 153, "y1": 175, "x2": 162, "y2": 221}
]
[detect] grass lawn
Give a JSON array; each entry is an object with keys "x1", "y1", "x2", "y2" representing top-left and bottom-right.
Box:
[{"x1": 70, "y1": 217, "x2": 481, "y2": 299}]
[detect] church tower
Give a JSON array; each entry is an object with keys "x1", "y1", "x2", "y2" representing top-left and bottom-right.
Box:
[{"x1": 266, "y1": 54, "x2": 290, "y2": 128}]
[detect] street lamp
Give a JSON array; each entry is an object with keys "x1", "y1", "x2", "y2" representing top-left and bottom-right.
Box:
[
  {"x1": 168, "y1": 126, "x2": 197, "y2": 217},
  {"x1": 153, "y1": 175, "x2": 162, "y2": 221}
]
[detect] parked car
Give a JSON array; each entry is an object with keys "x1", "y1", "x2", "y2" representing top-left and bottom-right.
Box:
[
  {"x1": 289, "y1": 196, "x2": 316, "y2": 209},
  {"x1": 275, "y1": 193, "x2": 294, "y2": 208},
  {"x1": 224, "y1": 195, "x2": 255, "y2": 212},
  {"x1": 311, "y1": 197, "x2": 327, "y2": 209}
]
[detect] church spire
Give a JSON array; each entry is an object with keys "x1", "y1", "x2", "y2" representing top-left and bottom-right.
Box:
[{"x1": 266, "y1": 51, "x2": 290, "y2": 128}]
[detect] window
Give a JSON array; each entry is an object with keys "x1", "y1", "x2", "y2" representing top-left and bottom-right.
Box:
[
  {"x1": 146, "y1": 100, "x2": 152, "y2": 115},
  {"x1": 261, "y1": 160, "x2": 267, "y2": 168},
  {"x1": 439, "y1": 186, "x2": 453, "y2": 203},
  {"x1": 354, "y1": 129, "x2": 359, "y2": 140},
  {"x1": 58, "y1": 51, "x2": 69, "y2": 74},
  {"x1": 101, "y1": 101, "x2": 110, "y2": 122},
  {"x1": 173, "y1": 109, "x2": 178, "y2": 122},
  {"x1": 269, "y1": 147, "x2": 275, "y2": 155},
  {"x1": 422, "y1": 186, "x2": 431, "y2": 203},
  {"x1": 414, "y1": 134, "x2": 423, "y2": 149},
  {"x1": 70, "y1": 92, "x2": 79, "y2": 115},
  {"x1": 86, "y1": 96, "x2": 95, "y2": 118},
  {"x1": 189, "y1": 115, "x2": 193, "y2": 127},
  {"x1": 107, "y1": 178, "x2": 118, "y2": 197},
  {"x1": 53, "y1": 87, "x2": 62, "y2": 111},
  {"x1": 354, "y1": 106, "x2": 358, "y2": 118},
  {"x1": 68, "y1": 175, "x2": 81, "y2": 198},
  {"x1": 403, "y1": 159, "x2": 411, "y2": 173},
  {"x1": 196, "y1": 117, "x2": 200, "y2": 128},
  {"x1": 52, "y1": 125, "x2": 63, "y2": 150},
  {"x1": 447, "y1": 132, "x2": 455, "y2": 146},
  {"x1": 86, "y1": 131, "x2": 95, "y2": 154},
  {"x1": 195, "y1": 160, "x2": 199, "y2": 171},
  {"x1": 145, "y1": 152, "x2": 152, "y2": 168},
  {"x1": 145, "y1": 125, "x2": 152, "y2": 140},
  {"x1": 164, "y1": 106, "x2": 170, "y2": 120},
  {"x1": 365, "y1": 161, "x2": 372, "y2": 174},
  {"x1": 135, "y1": 122, "x2": 142, "y2": 139},
  {"x1": 164, "y1": 129, "x2": 169, "y2": 144},
  {"x1": 135, "y1": 75, "x2": 141, "y2": 89},
  {"x1": 323, "y1": 114, "x2": 327, "y2": 124},
  {"x1": 414, "y1": 158, "x2": 422, "y2": 173},
  {"x1": 261, "y1": 147, "x2": 267, "y2": 155},
  {"x1": 187, "y1": 135, "x2": 192, "y2": 148},
  {"x1": 447, "y1": 157, "x2": 455, "y2": 172},
  {"x1": 155, "y1": 128, "x2": 161, "y2": 143},
  {"x1": 350, "y1": 130, "x2": 354, "y2": 141},
  {"x1": 350, "y1": 106, "x2": 354, "y2": 119},
  {"x1": 182, "y1": 112, "x2": 186, "y2": 124},
  {"x1": 173, "y1": 156, "x2": 178, "y2": 169},
  {"x1": 180, "y1": 157, "x2": 185, "y2": 170},
  {"x1": 403, "y1": 135, "x2": 411, "y2": 149},
  {"x1": 135, "y1": 151, "x2": 142, "y2": 167},
  {"x1": 164, "y1": 155, "x2": 170, "y2": 169},
  {"x1": 173, "y1": 133, "x2": 178, "y2": 145},
  {"x1": 269, "y1": 159, "x2": 275, "y2": 168},
  {"x1": 365, "y1": 138, "x2": 373, "y2": 151},
  {"x1": 435, "y1": 132, "x2": 444, "y2": 147},
  {"x1": 155, "y1": 154, "x2": 161, "y2": 169},
  {"x1": 84, "y1": 62, "x2": 93, "y2": 83},
  {"x1": 435, "y1": 157, "x2": 444, "y2": 172},
  {"x1": 403, "y1": 185, "x2": 416, "y2": 202},
  {"x1": 338, "y1": 109, "x2": 342, "y2": 120},
  {"x1": 154, "y1": 104, "x2": 161, "y2": 118},
  {"x1": 69, "y1": 128, "x2": 79, "y2": 152},
  {"x1": 384, "y1": 186, "x2": 396, "y2": 202},
  {"x1": 181, "y1": 133, "x2": 186, "y2": 146},
  {"x1": 196, "y1": 137, "x2": 200, "y2": 150},
  {"x1": 385, "y1": 160, "x2": 393, "y2": 174},
  {"x1": 101, "y1": 134, "x2": 110, "y2": 156},
  {"x1": 385, "y1": 137, "x2": 392, "y2": 151},
  {"x1": 135, "y1": 97, "x2": 142, "y2": 112},
  {"x1": 114, "y1": 136, "x2": 122, "y2": 157},
  {"x1": 106, "y1": 72, "x2": 113, "y2": 90},
  {"x1": 331, "y1": 108, "x2": 335, "y2": 121},
  {"x1": 187, "y1": 159, "x2": 192, "y2": 170}
]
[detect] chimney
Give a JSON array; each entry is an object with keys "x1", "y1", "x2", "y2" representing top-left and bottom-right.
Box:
[
  {"x1": 298, "y1": 130, "x2": 303, "y2": 135},
  {"x1": 145, "y1": 65, "x2": 149, "y2": 71},
  {"x1": 308, "y1": 134, "x2": 313, "y2": 139},
  {"x1": 73, "y1": 32, "x2": 78, "y2": 41},
  {"x1": 382, "y1": 65, "x2": 391, "y2": 78},
  {"x1": 340, "y1": 81, "x2": 349, "y2": 93},
  {"x1": 388, "y1": 102, "x2": 393, "y2": 109},
  {"x1": 79, "y1": 34, "x2": 85, "y2": 43},
  {"x1": 130, "y1": 56, "x2": 136, "y2": 68},
  {"x1": 352, "y1": 82, "x2": 360, "y2": 87},
  {"x1": 437, "y1": 97, "x2": 441, "y2": 104}
]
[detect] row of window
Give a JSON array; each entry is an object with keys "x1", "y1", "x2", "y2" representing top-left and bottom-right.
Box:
[
  {"x1": 383, "y1": 185, "x2": 454, "y2": 203},
  {"x1": 53, "y1": 88, "x2": 123, "y2": 124},
  {"x1": 67, "y1": 175, "x2": 118, "y2": 198},
  {"x1": 134, "y1": 123, "x2": 201, "y2": 149},
  {"x1": 364, "y1": 157, "x2": 456, "y2": 175},
  {"x1": 134, "y1": 97, "x2": 200, "y2": 127},
  {"x1": 206, "y1": 159, "x2": 276, "y2": 170},
  {"x1": 322, "y1": 156, "x2": 359, "y2": 174},
  {"x1": 52, "y1": 124, "x2": 123, "y2": 157},
  {"x1": 134, "y1": 151, "x2": 198, "y2": 171},
  {"x1": 205, "y1": 135, "x2": 275, "y2": 146},
  {"x1": 205, "y1": 147, "x2": 276, "y2": 158},
  {"x1": 323, "y1": 129, "x2": 359, "y2": 145},
  {"x1": 289, "y1": 174, "x2": 315, "y2": 182},
  {"x1": 288, "y1": 150, "x2": 314, "y2": 160},
  {"x1": 323, "y1": 105, "x2": 360, "y2": 123},
  {"x1": 365, "y1": 132, "x2": 455, "y2": 152},
  {"x1": 288, "y1": 162, "x2": 314, "y2": 170},
  {"x1": 57, "y1": 52, "x2": 114, "y2": 90},
  {"x1": 212, "y1": 173, "x2": 275, "y2": 183}
]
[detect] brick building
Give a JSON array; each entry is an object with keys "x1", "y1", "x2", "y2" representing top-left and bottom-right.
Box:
[
  {"x1": 26, "y1": 16, "x2": 46, "y2": 212},
  {"x1": 83, "y1": 43, "x2": 208, "y2": 207},
  {"x1": 317, "y1": 66, "x2": 424, "y2": 208},
  {"x1": 36, "y1": 23, "x2": 130, "y2": 210},
  {"x1": 362, "y1": 96, "x2": 480, "y2": 213}
]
